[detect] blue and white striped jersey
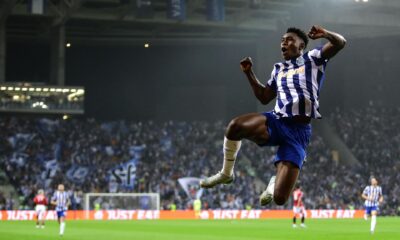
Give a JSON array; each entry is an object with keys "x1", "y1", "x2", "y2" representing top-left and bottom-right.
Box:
[
  {"x1": 267, "y1": 48, "x2": 328, "y2": 119},
  {"x1": 363, "y1": 185, "x2": 382, "y2": 207},
  {"x1": 51, "y1": 191, "x2": 70, "y2": 211}
]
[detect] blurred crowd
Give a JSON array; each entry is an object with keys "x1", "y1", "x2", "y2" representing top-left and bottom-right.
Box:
[
  {"x1": 330, "y1": 106, "x2": 400, "y2": 215},
  {"x1": 0, "y1": 107, "x2": 398, "y2": 215}
]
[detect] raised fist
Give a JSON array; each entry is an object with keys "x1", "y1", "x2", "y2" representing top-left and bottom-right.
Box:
[
  {"x1": 308, "y1": 25, "x2": 327, "y2": 40},
  {"x1": 240, "y1": 57, "x2": 253, "y2": 72}
]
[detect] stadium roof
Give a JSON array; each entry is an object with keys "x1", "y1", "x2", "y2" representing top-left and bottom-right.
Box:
[{"x1": 2, "y1": 0, "x2": 400, "y2": 45}]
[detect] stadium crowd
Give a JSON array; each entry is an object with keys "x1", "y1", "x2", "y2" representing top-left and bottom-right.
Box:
[
  {"x1": 0, "y1": 107, "x2": 398, "y2": 215},
  {"x1": 330, "y1": 106, "x2": 400, "y2": 215}
]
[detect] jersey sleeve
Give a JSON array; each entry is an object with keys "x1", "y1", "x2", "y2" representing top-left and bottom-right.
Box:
[
  {"x1": 362, "y1": 186, "x2": 369, "y2": 195},
  {"x1": 293, "y1": 192, "x2": 298, "y2": 201},
  {"x1": 266, "y1": 65, "x2": 278, "y2": 91},
  {"x1": 51, "y1": 192, "x2": 57, "y2": 202},
  {"x1": 307, "y1": 47, "x2": 328, "y2": 67}
]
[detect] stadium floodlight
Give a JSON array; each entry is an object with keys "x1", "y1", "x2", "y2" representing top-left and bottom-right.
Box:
[{"x1": 84, "y1": 193, "x2": 160, "y2": 219}]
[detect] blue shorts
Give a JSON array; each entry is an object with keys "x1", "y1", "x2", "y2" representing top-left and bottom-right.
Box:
[
  {"x1": 57, "y1": 210, "x2": 66, "y2": 218},
  {"x1": 260, "y1": 112, "x2": 312, "y2": 168},
  {"x1": 365, "y1": 206, "x2": 378, "y2": 215}
]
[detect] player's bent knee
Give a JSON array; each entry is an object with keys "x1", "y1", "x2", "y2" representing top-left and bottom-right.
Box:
[
  {"x1": 226, "y1": 118, "x2": 245, "y2": 138},
  {"x1": 273, "y1": 193, "x2": 287, "y2": 206}
]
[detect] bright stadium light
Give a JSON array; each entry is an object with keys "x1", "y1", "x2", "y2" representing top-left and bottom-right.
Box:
[
  {"x1": 32, "y1": 101, "x2": 48, "y2": 109},
  {"x1": 0, "y1": 87, "x2": 6, "y2": 90},
  {"x1": 362, "y1": 0, "x2": 368, "y2": 2},
  {"x1": 66, "y1": 42, "x2": 71, "y2": 48},
  {"x1": 144, "y1": 43, "x2": 150, "y2": 48}
]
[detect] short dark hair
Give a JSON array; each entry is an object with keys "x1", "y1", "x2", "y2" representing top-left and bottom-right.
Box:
[{"x1": 286, "y1": 27, "x2": 308, "y2": 49}]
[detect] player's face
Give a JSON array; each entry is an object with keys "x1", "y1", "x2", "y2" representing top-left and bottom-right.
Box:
[
  {"x1": 371, "y1": 178, "x2": 378, "y2": 186},
  {"x1": 281, "y1": 32, "x2": 304, "y2": 60},
  {"x1": 58, "y1": 184, "x2": 65, "y2": 191}
]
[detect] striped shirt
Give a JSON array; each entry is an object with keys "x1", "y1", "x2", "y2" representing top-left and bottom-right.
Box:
[
  {"x1": 363, "y1": 185, "x2": 382, "y2": 207},
  {"x1": 51, "y1": 191, "x2": 70, "y2": 211},
  {"x1": 267, "y1": 48, "x2": 328, "y2": 119}
]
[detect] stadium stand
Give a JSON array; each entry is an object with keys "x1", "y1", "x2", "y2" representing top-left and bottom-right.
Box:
[{"x1": 0, "y1": 107, "x2": 398, "y2": 215}]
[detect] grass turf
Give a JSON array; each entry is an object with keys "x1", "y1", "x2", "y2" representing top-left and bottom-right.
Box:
[{"x1": 1, "y1": 218, "x2": 400, "y2": 240}]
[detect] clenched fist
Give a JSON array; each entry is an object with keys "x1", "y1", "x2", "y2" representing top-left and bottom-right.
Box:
[
  {"x1": 308, "y1": 25, "x2": 327, "y2": 40},
  {"x1": 240, "y1": 57, "x2": 253, "y2": 73}
]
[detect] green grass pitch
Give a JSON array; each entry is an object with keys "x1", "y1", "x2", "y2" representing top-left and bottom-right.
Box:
[{"x1": 1, "y1": 218, "x2": 400, "y2": 240}]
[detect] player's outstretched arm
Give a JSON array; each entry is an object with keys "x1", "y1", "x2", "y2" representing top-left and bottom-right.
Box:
[
  {"x1": 240, "y1": 57, "x2": 276, "y2": 105},
  {"x1": 308, "y1": 25, "x2": 346, "y2": 60}
]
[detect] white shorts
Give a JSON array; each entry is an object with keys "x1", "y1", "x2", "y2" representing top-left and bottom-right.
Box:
[
  {"x1": 35, "y1": 205, "x2": 46, "y2": 216},
  {"x1": 293, "y1": 206, "x2": 305, "y2": 215}
]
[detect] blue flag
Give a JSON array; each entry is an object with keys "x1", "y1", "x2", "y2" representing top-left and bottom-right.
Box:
[
  {"x1": 167, "y1": 0, "x2": 186, "y2": 21},
  {"x1": 108, "y1": 158, "x2": 138, "y2": 189},
  {"x1": 206, "y1": 0, "x2": 225, "y2": 22}
]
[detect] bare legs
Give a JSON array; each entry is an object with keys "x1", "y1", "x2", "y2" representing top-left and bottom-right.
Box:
[{"x1": 224, "y1": 113, "x2": 300, "y2": 205}]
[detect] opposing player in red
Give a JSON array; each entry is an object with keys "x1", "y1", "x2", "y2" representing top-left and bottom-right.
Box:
[
  {"x1": 33, "y1": 189, "x2": 48, "y2": 229},
  {"x1": 292, "y1": 184, "x2": 306, "y2": 228}
]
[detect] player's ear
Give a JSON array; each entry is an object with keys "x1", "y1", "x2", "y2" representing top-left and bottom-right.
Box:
[{"x1": 299, "y1": 42, "x2": 305, "y2": 51}]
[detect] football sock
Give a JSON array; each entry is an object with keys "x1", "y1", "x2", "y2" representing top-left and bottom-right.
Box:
[
  {"x1": 371, "y1": 215, "x2": 376, "y2": 232},
  {"x1": 221, "y1": 137, "x2": 241, "y2": 176},
  {"x1": 301, "y1": 216, "x2": 305, "y2": 224},
  {"x1": 60, "y1": 222, "x2": 65, "y2": 235},
  {"x1": 293, "y1": 217, "x2": 296, "y2": 224}
]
